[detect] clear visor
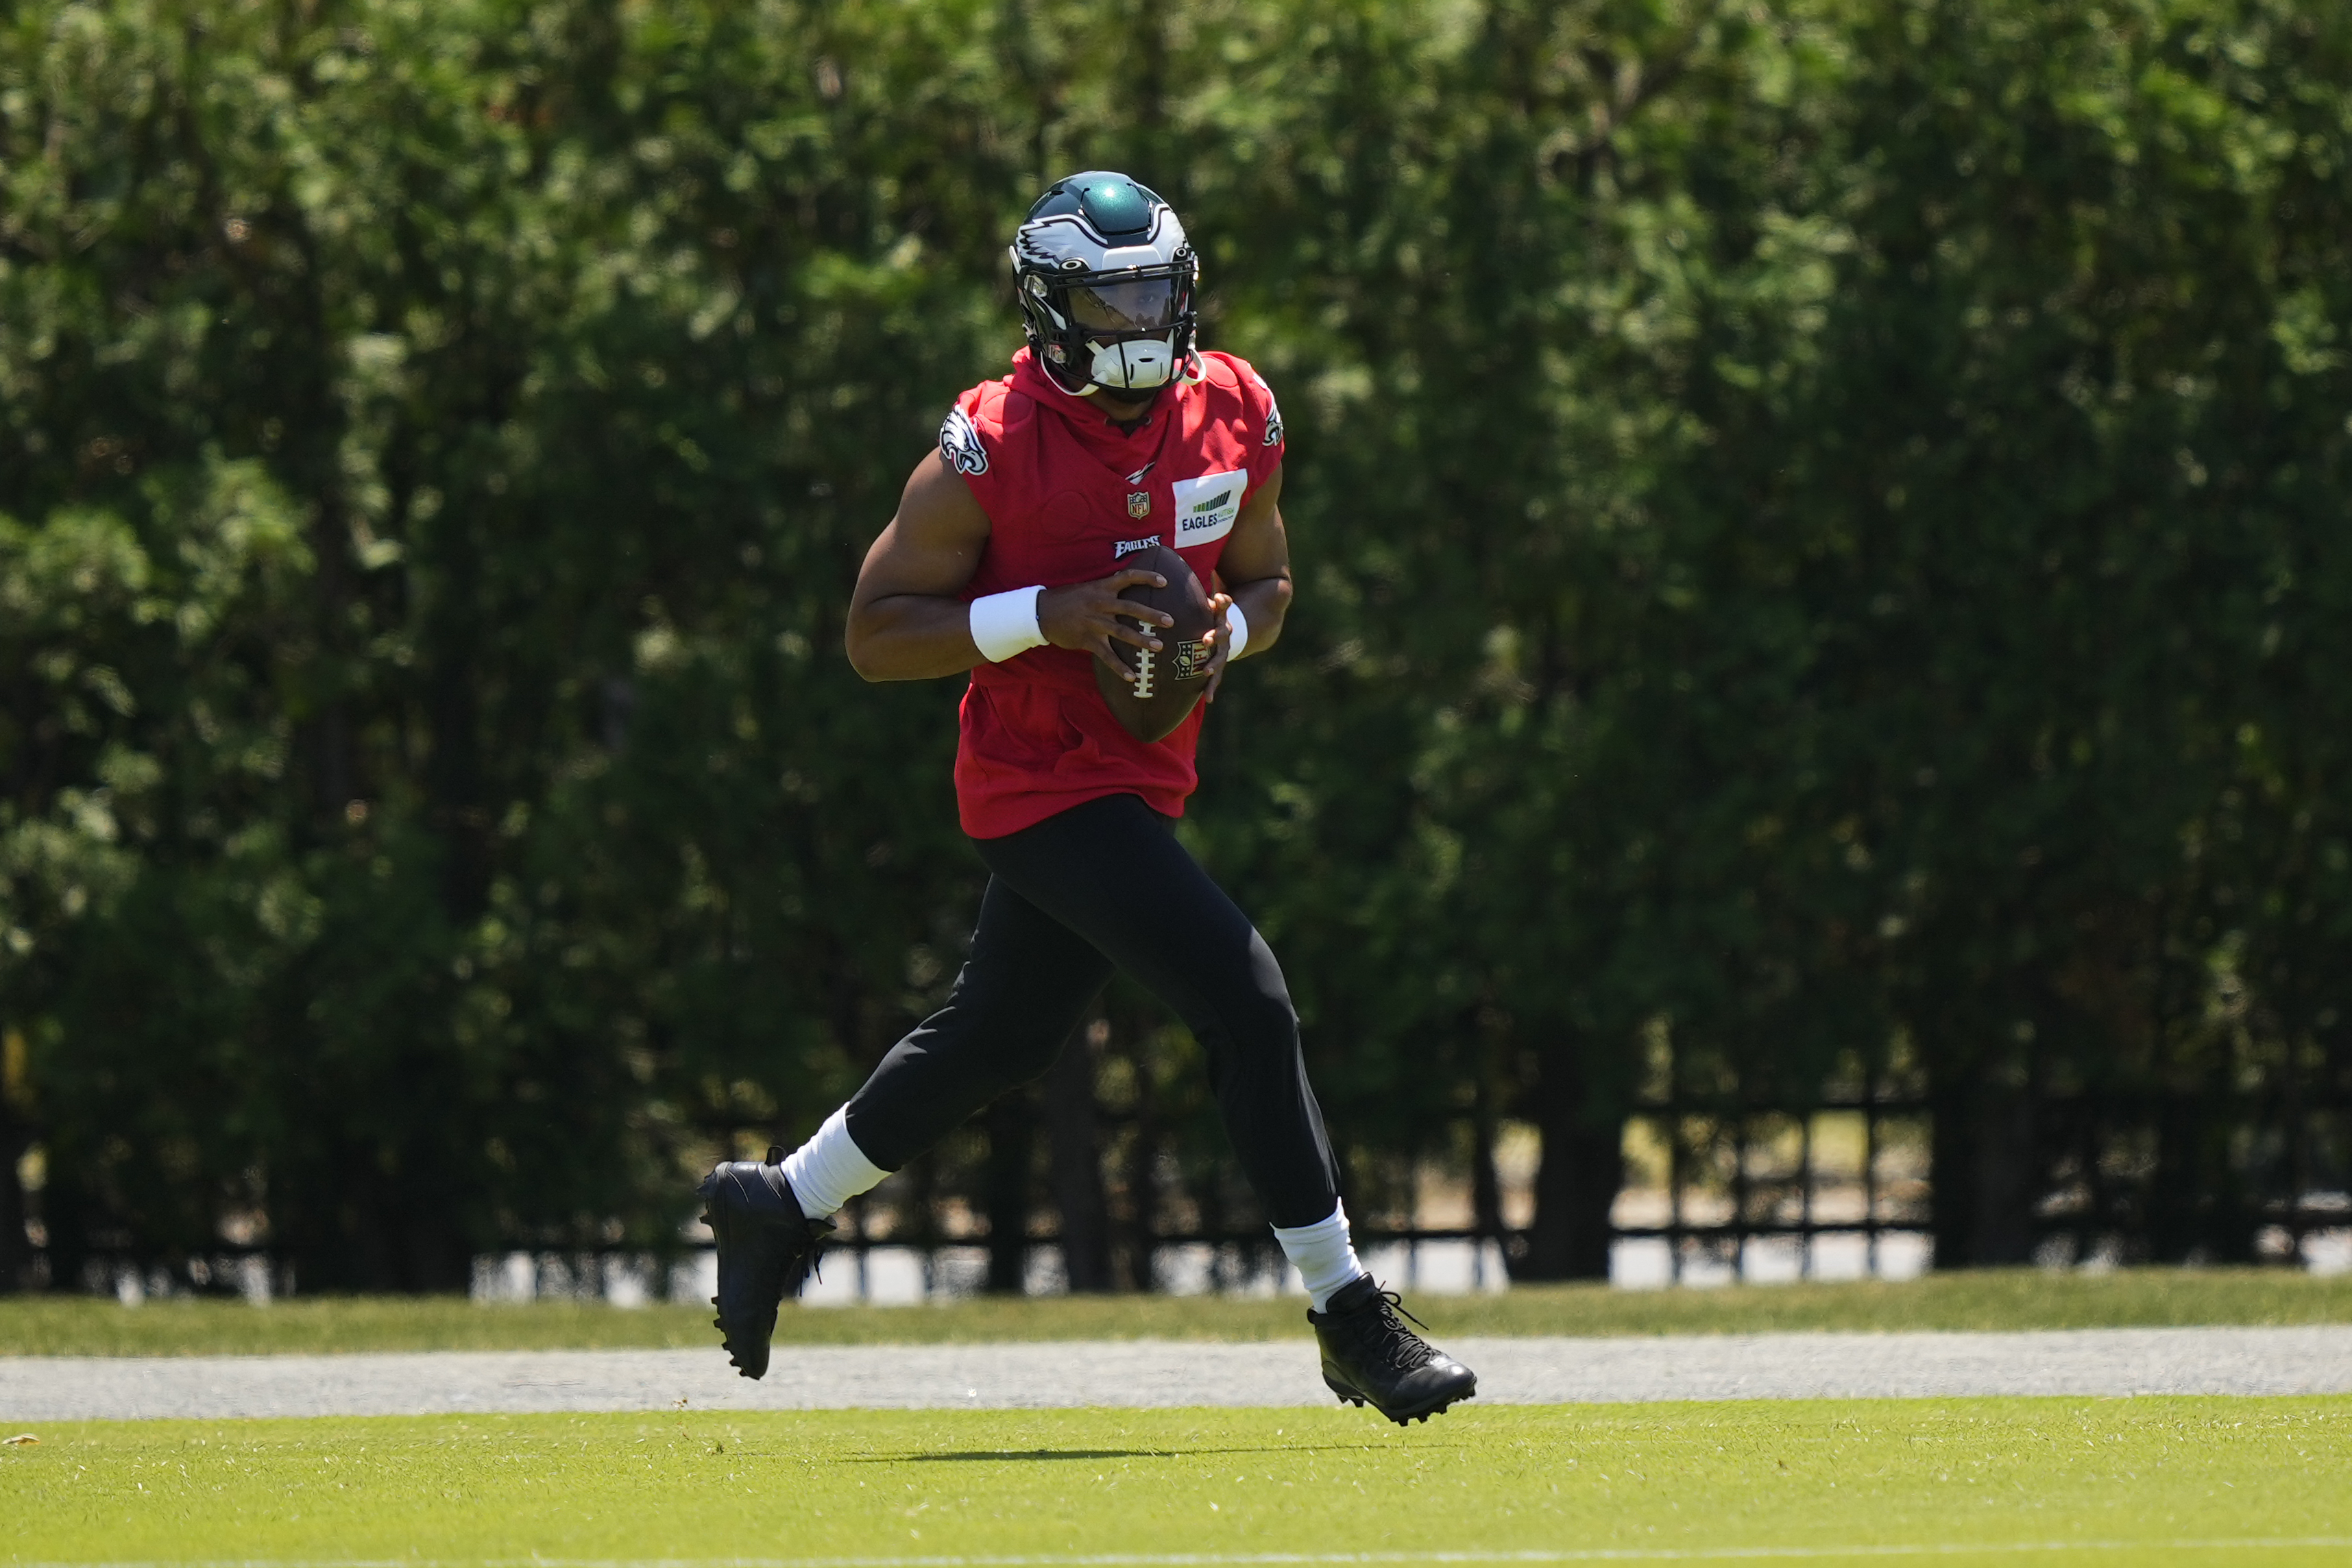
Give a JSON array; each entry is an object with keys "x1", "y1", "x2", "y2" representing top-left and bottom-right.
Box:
[{"x1": 1067, "y1": 276, "x2": 1182, "y2": 332}]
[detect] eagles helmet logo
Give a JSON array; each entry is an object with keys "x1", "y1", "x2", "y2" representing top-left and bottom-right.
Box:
[{"x1": 939, "y1": 406, "x2": 989, "y2": 476}]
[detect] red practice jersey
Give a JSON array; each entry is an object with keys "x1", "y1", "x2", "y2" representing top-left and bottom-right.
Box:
[{"x1": 941, "y1": 346, "x2": 1286, "y2": 839}]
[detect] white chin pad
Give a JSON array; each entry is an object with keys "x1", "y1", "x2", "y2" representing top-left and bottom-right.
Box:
[{"x1": 1091, "y1": 335, "x2": 1176, "y2": 390}]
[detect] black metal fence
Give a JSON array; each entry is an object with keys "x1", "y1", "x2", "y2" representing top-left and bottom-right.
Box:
[{"x1": 24, "y1": 1076, "x2": 2351, "y2": 1301}]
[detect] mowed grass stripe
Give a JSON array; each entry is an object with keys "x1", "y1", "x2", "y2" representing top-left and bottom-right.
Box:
[
  {"x1": 5, "y1": 1400, "x2": 2347, "y2": 1565},
  {"x1": 9, "y1": 1270, "x2": 2352, "y2": 1358},
  {"x1": 17, "y1": 1546, "x2": 2352, "y2": 1566},
  {"x1": 15, "y1": 1545, "x2": 2352, "y2": 1566}
]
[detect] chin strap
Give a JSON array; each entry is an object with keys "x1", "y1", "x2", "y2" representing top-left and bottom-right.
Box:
[
  {"x1": 1032, "y1": 344, "x2": 1200, "y2": 405},
  {"x1": 1087, "y1": 333, "x2": 1181, "y2": 392}
]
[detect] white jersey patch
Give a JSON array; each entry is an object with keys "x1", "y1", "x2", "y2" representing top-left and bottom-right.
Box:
[{"x1": 1171, "y1": 469, "x2": 1246, "y2": 547}]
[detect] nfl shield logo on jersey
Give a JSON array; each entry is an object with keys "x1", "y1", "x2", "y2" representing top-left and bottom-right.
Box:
[{"x1": 1127, "y1": 491, "x2": 1152, "y2": 519}]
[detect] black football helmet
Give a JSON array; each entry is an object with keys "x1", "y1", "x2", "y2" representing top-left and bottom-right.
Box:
[{"x1": 1010, "y1": 171, "x2": 1200, "y2": 397}]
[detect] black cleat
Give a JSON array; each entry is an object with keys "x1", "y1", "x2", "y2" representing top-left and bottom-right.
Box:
[
  {"x1": 697, "y1": 1144, "x2": 832, "y2": 1380},
  {"x1": 1309, "y1": 1275, "x2": 1477, "y2": 1425}
]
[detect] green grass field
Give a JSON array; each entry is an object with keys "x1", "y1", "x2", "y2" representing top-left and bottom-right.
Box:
[
  {"x1": 5, "y1": 1268, "x2": 2351, "y2": 1356},
  {"x1": 8, "y1": 1272, "x2": 2347, "y2": 1564},
  {"x1": 4, "y1": 1398, "x2": 2347, "y2": 1565}
]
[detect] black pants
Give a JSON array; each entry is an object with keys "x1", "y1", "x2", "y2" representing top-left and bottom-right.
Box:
[{"x1": 842, "y1": 792, "x2": 1341, "y2": 1228}]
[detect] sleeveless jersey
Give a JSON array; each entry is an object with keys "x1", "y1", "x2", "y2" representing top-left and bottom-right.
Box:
[{"x1": 940, "y1": 346, "x2": 1286, "y2": 839}]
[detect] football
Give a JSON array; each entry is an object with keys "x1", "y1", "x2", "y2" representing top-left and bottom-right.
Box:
[{"x1": 1093, "y1": 543, "x2": 1217, "y2": 742}]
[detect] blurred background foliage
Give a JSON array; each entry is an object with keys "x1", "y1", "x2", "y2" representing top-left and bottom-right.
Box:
[{"x1": 3, "y1": 0, "x2": 2349, "y2": 1292}]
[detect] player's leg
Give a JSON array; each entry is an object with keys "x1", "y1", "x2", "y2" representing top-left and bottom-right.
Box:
[
  {"x1": 974, "y1": 796, "x2": 1339, "y2": 1227},
  {"x1": 699, "y1": 874, "x2": 1111, "y2": 1379},
  {"x1": 837, "y1": 875, "x2": 1115, "y2": 1172},
  {"x1": 975, "y1": 793, "x2": 1477, "y2": 1423}
]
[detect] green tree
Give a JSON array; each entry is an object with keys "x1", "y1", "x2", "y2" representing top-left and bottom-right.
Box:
[{"x1": 7, "y1": 0, "x2": 2350, "y2": 1293}]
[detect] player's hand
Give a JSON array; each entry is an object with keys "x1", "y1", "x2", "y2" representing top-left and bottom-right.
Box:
[
  {"x1": 1039, "y1": 569, "x2": 1173, "y2": 681},
  {"x1": 1200, "y1": 591, "x2": 1237, "y2": 702}
]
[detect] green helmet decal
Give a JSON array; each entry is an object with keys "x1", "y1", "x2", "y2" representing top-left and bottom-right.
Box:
[{"x1": 1076, "y1": 178, "x2": 1150, "y2": 234}]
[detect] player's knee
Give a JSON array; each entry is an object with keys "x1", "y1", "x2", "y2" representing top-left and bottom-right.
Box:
[
  {"x1": 1237, "y1": 1001, "x2": 1302, "y2": 1063},
  {"x1": 1244, "y1": 931, "x2": 1299, "y2": 1021},
  {"x1": 1213, "y1": 987, "x2": 1307, "y2": 1072},
  {"x1": 992, "y1": 1027, "x2": 1069, "y2": 1091}
]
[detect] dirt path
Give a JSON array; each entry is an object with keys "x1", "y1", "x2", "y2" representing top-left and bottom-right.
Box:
[{"x1": 5, "y1": 1325, "x2": 2349, "y2": 1421}]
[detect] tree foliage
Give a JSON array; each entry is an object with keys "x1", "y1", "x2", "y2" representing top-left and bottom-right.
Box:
[{"x1": 3, "y1": 0, "x2": 2348, "y2": 1288}]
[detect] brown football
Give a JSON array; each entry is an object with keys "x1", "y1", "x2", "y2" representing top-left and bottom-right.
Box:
[{"x1": 1092, "y1": 543, "x2": 1217, "y2": 742}]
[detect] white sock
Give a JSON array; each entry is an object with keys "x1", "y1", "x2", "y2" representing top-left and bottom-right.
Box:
[
  {"x1": 1272, "y1": 1201, "x2": 1366, "y2": 1312},
  {"x1": 778, "y1": 1106, "x2": 889, "y2": 1221}
]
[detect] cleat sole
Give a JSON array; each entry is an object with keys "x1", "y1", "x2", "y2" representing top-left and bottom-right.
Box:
[
  {"x1": 1326, "y1": 1369, "x2": 1472, "y2": 1425},
  {"x1": 1333, "y1": 1379, "x2": 1475, "y2": 1426}
]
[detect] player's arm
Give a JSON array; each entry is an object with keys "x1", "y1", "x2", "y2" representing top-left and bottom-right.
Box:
[
  {"x1": 1202, "y1": 461, "x2": 1292, "y2": 700},
  {"x1": 845, "y1": 451, "x2": 1181, "y2": 682}
]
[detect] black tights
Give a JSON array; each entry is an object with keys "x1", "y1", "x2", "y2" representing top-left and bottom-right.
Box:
[{"x1": 842, "y1": 792, "x2": 1340, "y2": 1228}]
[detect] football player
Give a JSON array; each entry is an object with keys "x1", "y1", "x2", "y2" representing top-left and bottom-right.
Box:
[{"x1": 699, "y1": 172, "x2": 1476, "y2": 1425}]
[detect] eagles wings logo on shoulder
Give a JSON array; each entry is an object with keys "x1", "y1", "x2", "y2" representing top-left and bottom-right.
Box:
[
  {"x1": 939, "y1": 406, "x2": 989, "y2": 476},
  {"x1": 1253, "y1": 374, "x2": 1285, "y2": 448}
]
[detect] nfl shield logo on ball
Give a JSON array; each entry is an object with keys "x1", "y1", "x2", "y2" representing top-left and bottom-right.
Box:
[{"x1": 1127, "y1": 491, "x2": 1151, "y2": 519}]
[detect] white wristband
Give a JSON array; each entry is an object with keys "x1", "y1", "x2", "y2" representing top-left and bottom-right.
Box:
[
  {"x1": 1225, "y1": 601, "x2": 1250, "y2": 661},
  {"x1": 970, "y1": 586, "x2": 1047, "y2": 663}
]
